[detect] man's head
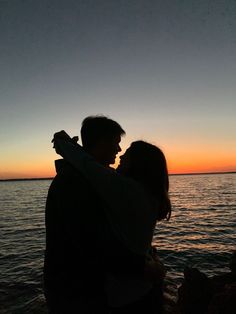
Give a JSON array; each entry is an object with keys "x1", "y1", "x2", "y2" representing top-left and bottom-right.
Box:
[{"x1": 80, "y1": 115, "x2": 125, "y2": 166}]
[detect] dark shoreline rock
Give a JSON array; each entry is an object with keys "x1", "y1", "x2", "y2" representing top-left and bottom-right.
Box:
[{"x1": 165, "y1": 251, "x2": 236, "y2": 314}]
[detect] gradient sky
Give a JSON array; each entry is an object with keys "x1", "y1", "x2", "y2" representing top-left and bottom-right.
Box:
[{"x1": 1, "y1": 0, "x2": 236, "y2": 179}]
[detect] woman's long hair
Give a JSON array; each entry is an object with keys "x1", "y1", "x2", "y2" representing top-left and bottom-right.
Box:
[{"x1": 125, "y1": 141, "x2": 171, "y2": 221}]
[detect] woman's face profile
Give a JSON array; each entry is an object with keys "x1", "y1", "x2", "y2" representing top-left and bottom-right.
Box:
[{"x1": 116, "y1": 148, "x2": 131, "y2": 174}]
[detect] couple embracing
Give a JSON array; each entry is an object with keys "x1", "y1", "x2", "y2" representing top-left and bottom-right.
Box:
[{"x1": 44, "y1": 115, "x2": 171, "y2": 314}]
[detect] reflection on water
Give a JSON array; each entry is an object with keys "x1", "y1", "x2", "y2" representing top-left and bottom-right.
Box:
[
  {"x1": 0, "y1": 174, "x2": 235, "y2": 312},
  {"x1": 153, "y1": 173, "x2": 236, "y2": 297}
]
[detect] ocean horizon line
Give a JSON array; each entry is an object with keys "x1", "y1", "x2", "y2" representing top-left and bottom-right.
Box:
[{"x1": 0, "y1": 171, "x2": 235, "y2": 182}]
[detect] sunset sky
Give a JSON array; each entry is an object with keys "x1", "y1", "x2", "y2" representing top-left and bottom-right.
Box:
[{"x1": 1, "y1": 0, "x2": 236, "y2": 179}]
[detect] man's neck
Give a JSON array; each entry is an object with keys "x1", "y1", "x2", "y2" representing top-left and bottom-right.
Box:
[{"x1": 84, "y1": 147, "x2": 109, "y2": 167}]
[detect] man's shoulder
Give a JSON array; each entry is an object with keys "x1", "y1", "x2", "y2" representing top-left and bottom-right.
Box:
[
  {"x1": 53, "y1": 159, "x2": 84, "y2": 180},
  {"x1": 49, "y1": 159, "x2": 95, "y2": 194}
]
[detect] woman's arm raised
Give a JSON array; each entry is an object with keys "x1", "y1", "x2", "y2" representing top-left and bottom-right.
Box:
[
  {"x1": 53, "y1": 131, "x2": 156, "y2": 254},
  {"x1": 53, "y1": 132, "x2": 148, "y2": 214}
]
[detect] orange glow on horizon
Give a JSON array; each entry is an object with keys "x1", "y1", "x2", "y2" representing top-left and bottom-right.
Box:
[
  {"x1": 1, "y1": 164, "x2": 235, "y2": 180},
  {"x1": 0, "y1": 148, "x2": 235, "y2": 179},
  {"x1": 0, "y1": 157, "x2": 56, "y2": 180},
  {"x1": 166, "y1": 153, "x2": 236, "y2": 174},
  {"x1": 1, "y1": 163, "x2": 235, "y2": 180}
]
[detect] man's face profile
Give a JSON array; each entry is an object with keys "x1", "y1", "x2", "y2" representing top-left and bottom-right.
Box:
[{"x1": 100, "y1": 135, "x2": 121, "y2": 165}]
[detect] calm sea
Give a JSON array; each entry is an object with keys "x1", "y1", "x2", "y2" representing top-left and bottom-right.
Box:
[{"x1": 0, "y1": 173, "x2": 235, "y2": 313}]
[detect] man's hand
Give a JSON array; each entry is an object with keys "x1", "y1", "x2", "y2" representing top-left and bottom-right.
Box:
[{"x1": 144, "y1": 258, "x2": 167, "y2": 283}]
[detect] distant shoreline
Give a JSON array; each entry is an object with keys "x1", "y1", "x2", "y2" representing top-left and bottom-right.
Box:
[{"x1": 0, "y1": 171, "x2": 235, "y2": 182}]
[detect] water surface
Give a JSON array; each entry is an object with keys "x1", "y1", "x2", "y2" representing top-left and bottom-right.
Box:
[{"x1": 0, "y1": 174, "x2": 235, "y2": 313}]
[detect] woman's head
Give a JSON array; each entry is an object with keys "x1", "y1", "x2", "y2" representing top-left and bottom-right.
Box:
[{"x1": 117, "y1": 141, "x2": 171, "y2": 220}]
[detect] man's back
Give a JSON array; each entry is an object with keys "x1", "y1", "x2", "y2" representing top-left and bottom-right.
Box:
[
  {"x1": 44, "y1": 160, "x2": 111, "y2": 313},
  {"x1": 44, "y1": 159, "x2": 146, "y2": 313}
]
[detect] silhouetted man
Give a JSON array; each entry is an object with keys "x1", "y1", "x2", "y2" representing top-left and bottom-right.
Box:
[{"x1": 44, "y1": 116, "x2": 146, "y2": 313}]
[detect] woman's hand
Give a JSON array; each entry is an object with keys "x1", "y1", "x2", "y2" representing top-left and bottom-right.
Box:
[
  {"x1": 52, "y1": 130, "x2": 78, "y2": 155},
  {"x1": 52, "y1": 130, "x2": 72, "y2": 143}
]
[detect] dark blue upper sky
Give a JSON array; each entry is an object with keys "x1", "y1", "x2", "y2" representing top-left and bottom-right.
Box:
[{"x1": 1, "y1": 0, "x2": 236, "y2": 177}]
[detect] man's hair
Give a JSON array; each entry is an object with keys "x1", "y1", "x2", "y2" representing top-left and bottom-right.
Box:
[{"x1": 80, "y1": 115, "x2": 125, "y2": 149}]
